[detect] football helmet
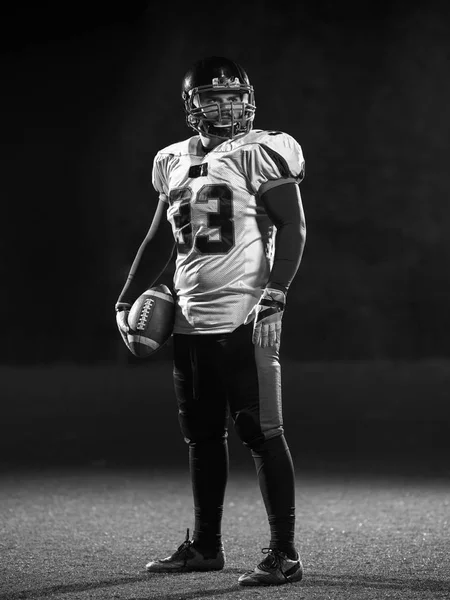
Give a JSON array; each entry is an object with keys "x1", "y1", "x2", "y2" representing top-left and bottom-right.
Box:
[{"x1": 182, "y1": 56, "x2": 256, "y2": 140}]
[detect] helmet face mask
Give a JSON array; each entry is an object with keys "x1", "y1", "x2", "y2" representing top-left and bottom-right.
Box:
[
  {"x1": 182, "y1": 57, "x2": 256, "y2": 141},
  {"x1": 188, "y1": 88, "x2": 253, "y2": 139}
]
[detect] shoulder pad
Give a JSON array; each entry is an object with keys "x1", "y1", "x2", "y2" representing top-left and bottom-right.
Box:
[
  {"x1": 240, "y1": 129, "x2": 305, "y2": 192},
  {"x1": 156, "y1": 136, "x2": 199, "y2": 157},
  {"x1": 253, "y1": 130, "x2": 304, "y2": 168}
]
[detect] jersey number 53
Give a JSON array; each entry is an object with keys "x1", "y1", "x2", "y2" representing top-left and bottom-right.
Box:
[{"x1": 169, "y1": 184, "x2": 235, "y2": 255}]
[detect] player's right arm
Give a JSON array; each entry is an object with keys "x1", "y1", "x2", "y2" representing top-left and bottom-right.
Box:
[{"x1": 115, "y1": 198, "x2": 175, "y2": 335}]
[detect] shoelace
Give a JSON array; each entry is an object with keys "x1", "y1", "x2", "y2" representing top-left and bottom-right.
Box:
[{"x1": 172, "y1": 528, "x2": 193, "y2": 560}]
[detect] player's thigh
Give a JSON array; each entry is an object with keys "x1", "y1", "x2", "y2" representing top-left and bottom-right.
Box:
[
  {"x1": 173, "y1": 333, "x2": 228, "y2": 442},
  {"x1": 224, "y1": 323, "x2": 283, "y2": 446}
]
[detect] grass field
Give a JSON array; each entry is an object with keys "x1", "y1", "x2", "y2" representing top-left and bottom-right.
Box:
[{"x1": 0, "y1": 466, "x2": 449, "y2": 600}]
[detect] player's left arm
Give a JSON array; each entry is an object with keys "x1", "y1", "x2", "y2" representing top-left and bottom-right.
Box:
[
  {"x1": 246, "y1": 180, "x2": 306, "y2": 347},
  {"x1": 262, "y1": 180, "x2": 306, "y2": 293}
]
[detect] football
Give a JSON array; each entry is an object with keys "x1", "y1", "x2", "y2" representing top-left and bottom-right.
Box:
[{"x1": 127, "y1": 284, "x2": 175, "y2": 358}]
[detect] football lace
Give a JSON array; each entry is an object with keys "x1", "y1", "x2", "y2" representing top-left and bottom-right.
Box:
[{"x1": 136, "y1": 298, "x2": 154, "y2": 331}]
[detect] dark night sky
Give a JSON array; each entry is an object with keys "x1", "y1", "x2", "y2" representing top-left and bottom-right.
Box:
[{"x1": 3, "y1": 0, "x2": 450, "y2": 364}]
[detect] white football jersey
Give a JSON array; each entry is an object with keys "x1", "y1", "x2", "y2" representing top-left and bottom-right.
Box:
[{"x1": 152, "y1": 129, "x2": 305, "y2": 334}]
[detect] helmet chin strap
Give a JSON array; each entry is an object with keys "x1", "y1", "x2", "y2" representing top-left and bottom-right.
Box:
[
  {"x1": 199, "y1": 106, "x2": 242, "y2": 140},
  {"x1": 203, "y1": 122, "x2": 236, "y2": 139}
]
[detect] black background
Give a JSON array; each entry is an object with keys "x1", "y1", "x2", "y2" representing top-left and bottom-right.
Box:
[
  {"x1": 1, "y1": 1, "x2": 450, "y2": 470},
  {"x1": 3, "y1": 0, "x2": 450, "y2": 365}
]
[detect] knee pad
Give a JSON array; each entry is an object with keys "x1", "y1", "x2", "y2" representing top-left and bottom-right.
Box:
[
  {"x1": 178, "y1": 410, "x2": 228, "y2": 445},
  {"x1": 233, "y1": 409, "x2": 265, "y2": 447},
  {"x1": 182, "y1": 430, "x2": 228, "y2": 446},
  {"x1": 248, "y1": 432, "x2": 288, "y2": 456},
  {"x1": 234, "y1": 411, "x2": 284, "y2": 449}
]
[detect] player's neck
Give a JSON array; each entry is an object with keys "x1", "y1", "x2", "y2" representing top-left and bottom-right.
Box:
[{"x1": 199, "y1": 133, "x2": 224, "y2": 153}]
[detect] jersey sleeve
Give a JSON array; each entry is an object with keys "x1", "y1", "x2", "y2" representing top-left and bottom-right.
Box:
[
  {"x1": 151, "y1": 152, "x2": 170, "y2": 202},
  {"x1": 245, "y1": 131, "x2": 305, "y2": 195}
]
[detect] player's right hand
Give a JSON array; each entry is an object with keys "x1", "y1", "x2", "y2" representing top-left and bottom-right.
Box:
[{"x1": 115, "y1": 302, "x2": 131, "y2": 348}]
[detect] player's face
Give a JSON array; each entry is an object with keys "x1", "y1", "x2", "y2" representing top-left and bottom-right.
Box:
[
  {"x1": 193, "y1": 90, "x2": 249, "y2": 147},
  {"x1": 195, "y1": 91, "x2": 248, "y2": 126}
]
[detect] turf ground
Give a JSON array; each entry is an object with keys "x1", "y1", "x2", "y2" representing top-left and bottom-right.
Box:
[
  {"x1": 1, "y1": 465, "x2": 449, "y2": 600},
  {"x1": 1, "y1": 360, "x2": 449, "y2": 599}
]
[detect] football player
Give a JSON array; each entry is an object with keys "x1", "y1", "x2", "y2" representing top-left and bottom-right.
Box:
[{"x1": 115, "y1": 56, "x2": 306, "y2": 586}]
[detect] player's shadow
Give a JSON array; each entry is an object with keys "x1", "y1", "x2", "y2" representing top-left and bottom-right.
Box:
[
  {"x1": 132, "y1": 584, "x2": 243, "y2": 600},
  {"x1": 0, "y1": 576, "x2": 149, "y2": 600},
  {"x1": 3, "y1": 571, "x2": 449, "y2": 600},
  {"x1": 303, "y1": 572, "x2": 450, "y2": 594},
  {"x1": 0, "y1": 572, "x2": 243, "y2": 600},
  {"x1": 136, "y1": 573, "x2": 450, "y2": 599}
]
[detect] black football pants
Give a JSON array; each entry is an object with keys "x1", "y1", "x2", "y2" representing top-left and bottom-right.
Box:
[
  {"x1": 173, "y1": 321, "x2": 284, "y2": 447},
  {"x1": 172, "y1": 321, "x2": 296, "y2": 554}
]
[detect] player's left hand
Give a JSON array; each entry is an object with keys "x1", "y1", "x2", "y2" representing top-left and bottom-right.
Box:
[{"x1": 244, "y1": 288, "x2": 286, "y2": 347}]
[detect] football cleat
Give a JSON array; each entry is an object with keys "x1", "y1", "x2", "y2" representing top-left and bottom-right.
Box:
[
  {"x1": 238, "y1": 547, "x2": 303, "y2": 586},
  {"x1": 145, "y1": 529, "x2": 225, "y2": 573}
]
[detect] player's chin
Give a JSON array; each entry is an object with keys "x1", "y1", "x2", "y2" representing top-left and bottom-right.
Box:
[{"x1": 207, "y1": 124, "x2": 234, "y2": 139}]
